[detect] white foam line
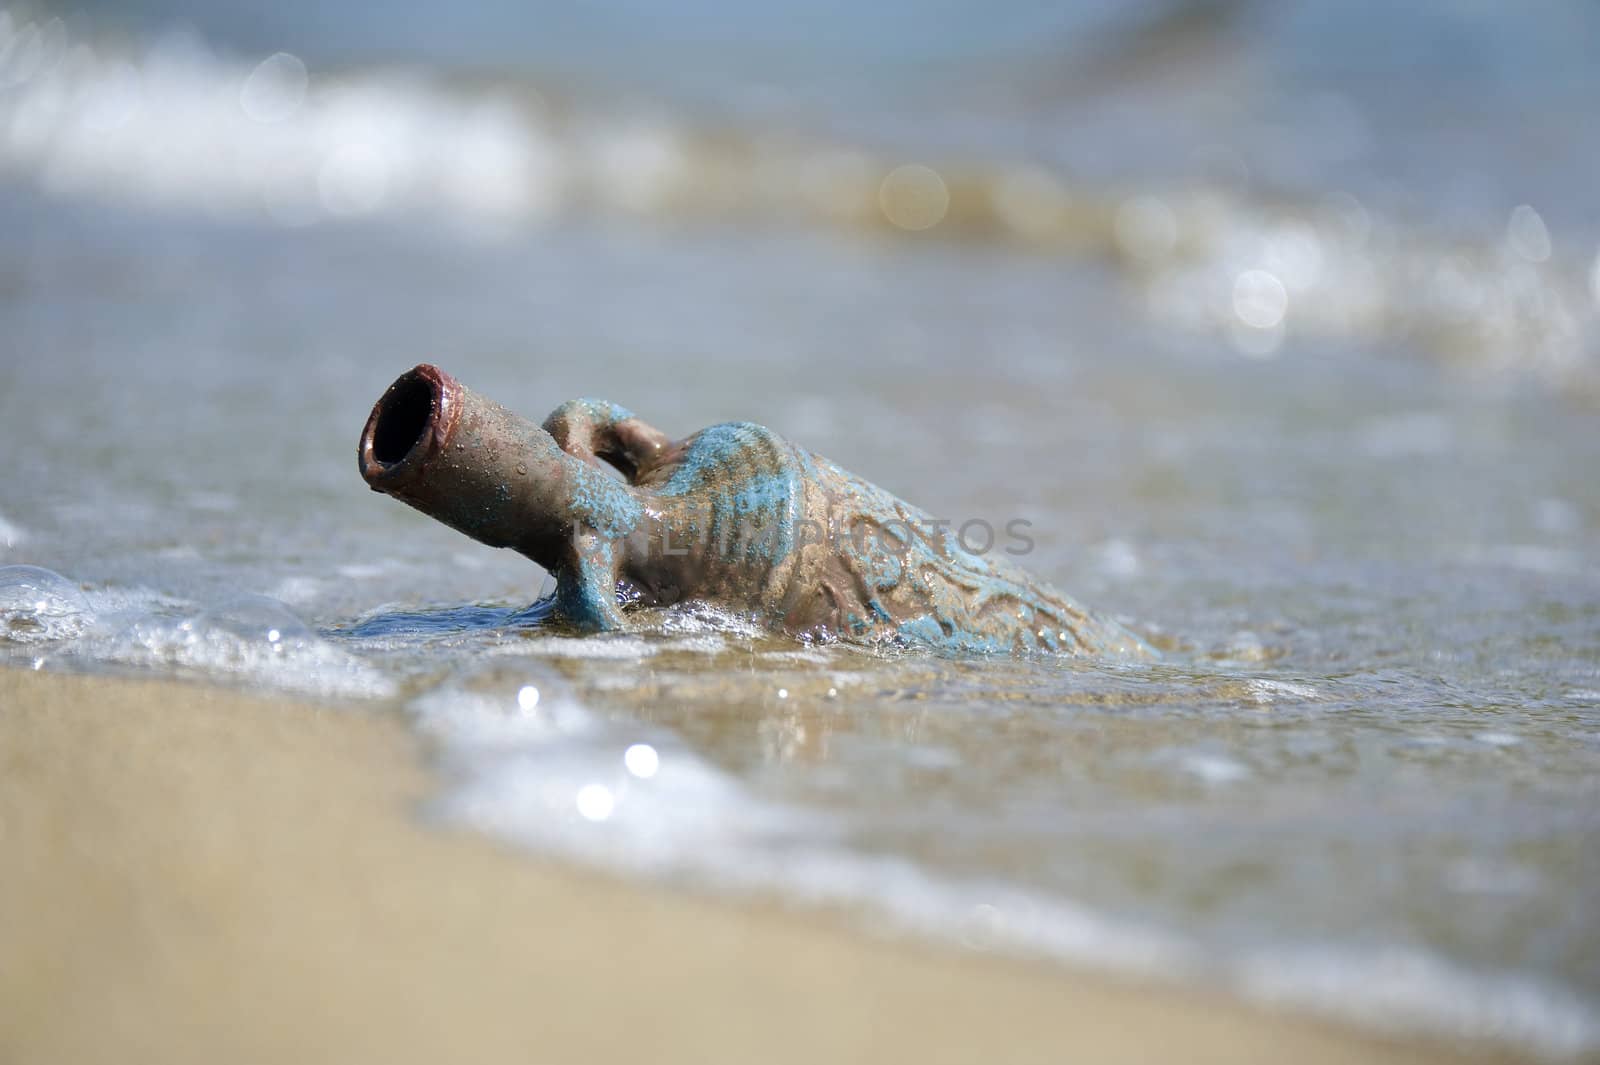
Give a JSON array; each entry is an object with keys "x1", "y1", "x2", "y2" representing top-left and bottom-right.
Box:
[
  {"x1": 0, "y1": 11, "x2": 569, "y2": 227},
  {"x1": 409, "y1": 677, "x2": 1600, "y2": 1062}
]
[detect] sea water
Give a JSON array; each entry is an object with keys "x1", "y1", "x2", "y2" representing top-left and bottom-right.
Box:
[{"x1": 1, "y1": 1, "x2": 1598, "y2": 1057}]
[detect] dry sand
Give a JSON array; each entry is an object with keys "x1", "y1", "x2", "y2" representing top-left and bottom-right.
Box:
[{"x1": 0, "y1": 666, "x2": 1510, "y2": 1065}]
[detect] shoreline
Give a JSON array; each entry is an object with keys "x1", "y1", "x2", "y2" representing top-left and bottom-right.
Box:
[{"x1": 0, "y1": 666, "x2": 1520, "y2": 1064}]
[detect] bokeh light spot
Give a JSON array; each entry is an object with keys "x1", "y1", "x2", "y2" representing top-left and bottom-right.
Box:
[
  {"x1": 575, "y1": 783, "x2": 614, "y2": 822},
  {"x1": 1233, "y1": 269, "x2": 1288, "y2": 329},
  {"x1": 239, "y1": 52, "x2": 307, "y2": 123},
  {"x1": 623, "y1": 743, "x2": 659, "y2": 779},
  {"x1": 878, "y1": 164, "x2": 948, "y2": 231},
  {"x1": 1507, "y1": 204, "x2": 1551, "y2": 263}
]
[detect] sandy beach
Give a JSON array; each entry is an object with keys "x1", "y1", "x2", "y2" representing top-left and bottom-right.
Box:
[{"x1": 0, "y1": 666, "x2": 1519, "y2": 1065}]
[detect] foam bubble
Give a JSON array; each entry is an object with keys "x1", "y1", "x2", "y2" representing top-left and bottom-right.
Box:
[
  {"x1": 637, "y1": 600, "x2": 766, "y2": 639},
  {"x1": 192, "y1": 594, "x2": 314, "y2": 647},
  {"x1": 375, "y1": 605, "x2": 1600, "y2": 1061},
  {"x1": 266, "y1": 575, "x2": 325, "y2": 607},
  {"x1": 0, "y1": 564, "x2": 92, "y2": 643},
  {"x1": 515, "y1": 634, "x2": 659, "y2": 659},
  {"x1": 416, "y1": 670, "x2": 801, "y2": 874},
  {"x1": 101, "y1": 594, "x2": 392, "y2": 698},
  {"x1": 1245, "y1": 678, "x2": 1319, "y2": 704},
  {"x1": 1235, "y1": 947, "x2": 1598, "y2": 1057},
  {"x1": 410, "y1": 668, "x2": 598, "y2": 751}
]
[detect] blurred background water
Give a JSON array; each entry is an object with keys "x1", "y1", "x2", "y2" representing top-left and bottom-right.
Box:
[{"x1": 1, "y1": 0, "x2": 1597, "y2": 1057}]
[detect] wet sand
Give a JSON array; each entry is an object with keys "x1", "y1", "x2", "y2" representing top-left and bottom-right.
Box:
[{"x1": 0, "y1": 667, "x2": 1511, "y2": 1065}]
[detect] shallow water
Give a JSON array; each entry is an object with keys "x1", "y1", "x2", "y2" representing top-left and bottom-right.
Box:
[{"x1": 2, "y1": 2, "x2": 1599, "y2": 1058}]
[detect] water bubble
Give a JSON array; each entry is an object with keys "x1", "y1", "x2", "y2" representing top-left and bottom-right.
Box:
[
  {"x1": 239, "y1": 52, "x2": 307, "y2": 123},
  {"x1": 624, "y1": 743, "x2": 659, "y2": 779},
  {"x1": 516, "y1": 684, "x2": 541, "y2": 712},
  {"x1": 0, "y1": 565, "x2": 92, "y2": 643},
  {"x1": 878, "y1": 164, "x2": 948, "y2": 231},
  {"x1": 192, "y1": 594, "x2": 314, "y2": 654},
  {"x1": 1114, "y1": 195, "x2": 1177, "y2": 261},
  {"x1": 1506, "y1": 205, "x2": 1551, "y2": 263}
]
